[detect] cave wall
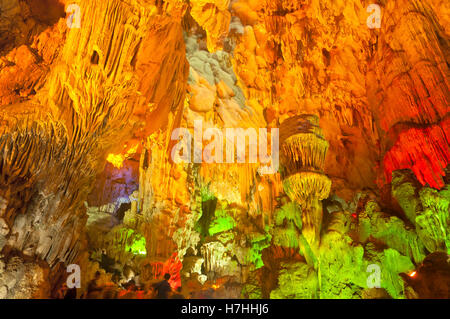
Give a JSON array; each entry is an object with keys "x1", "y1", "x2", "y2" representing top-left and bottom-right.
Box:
[
  {"x1": 0, "y1": 0, "x2": 189, "y2": 297},
  {"x1": 0, "y1": 0, "x2": 448, "y2": 298}
]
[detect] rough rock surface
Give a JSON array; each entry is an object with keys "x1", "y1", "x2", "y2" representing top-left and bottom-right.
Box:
[{"x1": 0, "y1": 0, "x2": 448, "y2": 298}]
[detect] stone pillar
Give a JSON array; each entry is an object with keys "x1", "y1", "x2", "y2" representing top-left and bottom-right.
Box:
[{"x1": 279, "y1": 114, "x2": 331, "y2": 255}]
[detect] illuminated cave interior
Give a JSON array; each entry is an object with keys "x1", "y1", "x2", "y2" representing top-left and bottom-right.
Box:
[{"x1": 0, "y1": 0, "x2": 449, "y2": 299}]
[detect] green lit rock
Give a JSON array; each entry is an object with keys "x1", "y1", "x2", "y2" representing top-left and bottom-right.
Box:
[
  {"x1": 247, "y1": 232, "x2": 271, "y2": 269},
  {"x1": 318, "y1": 232, "x2": 367, "y2": 299},
  {"x1": 274, "y1": 202, "x2": 302, "y2": 229},
  {"x1": 196, "y1": 201, "x2": 217, "y2": 238},
  {"x1": 86, "y1": 226, "x2": 148, "y2": 269},
  {"x1": 200, "y1": 185, "x2": 217, "y2": 202},
  {"x1": 270, "y1": 262, "x2": 318, "y2": 299},
  {"x1": 272, "y1": 202, "x2": 302, "y2": 249},
  {"x1": 360, "y1": 201, "x2": 426, "y2": 263},
  {"x1": 363, "y1": 242, "x2": 381, "y2": 262},
  {"x1": 241, "y1": 283, "x2": 262, "y2": 299},
  {"x1": 415, "y1": 186, "x2": 450, "y2": 254},
  {"x1": 379, "y1": 249, "x2": 414, "y2": 299},
  {"x1": 217, "y1": 232, "x2": 235, "y2": 244},
  {"x1": 326, "y1": 210, "x2": 351, "y2": 235},
  {"x1": 125, "y1": 230, "x2": 147, "y2": 256},
  {"x1": 194, "y1": 185, "x2": 219, "y2": 238},
  {"x1": 209, "y1": 215, "x2": 235, "y2": 236},
  {"x1": 106, "y1": 227, "x2": 147, "y2": 256},
  {"x1": 391, "y1": 170, "x2": 450, "y2": 254},
  {"x1": 196, "y1": 198, "x2": 237, "y2": 237},
  {"x1": 272, "y1": 222, "x2": 301, "y2": 249},
  {"x1": 391, "y1": 170, "x2": 421, "y2": 225}
]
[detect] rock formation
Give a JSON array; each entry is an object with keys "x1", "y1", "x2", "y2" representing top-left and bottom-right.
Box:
[
  {"x1": 0, "y1": 0, "x2": 448, "y2": 299},
  {"x1": 280, "y1": 114, "x2": 331, "y2": 260}
]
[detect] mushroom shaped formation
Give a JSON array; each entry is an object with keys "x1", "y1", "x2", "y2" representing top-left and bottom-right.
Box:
[{"x1": 280, "y1": 115, "x2": 331, "y2": 252}]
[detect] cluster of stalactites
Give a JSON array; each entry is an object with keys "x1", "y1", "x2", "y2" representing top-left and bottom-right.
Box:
[
  {"x1": 282, "y1": 171, "x2": 331, "y2": 205},
  {"x1": 281, "y1": 134, "x2": 329, "y2": 174},
  {"x1": 279, "y1": 114, "x2": 330, "y2": 195}
]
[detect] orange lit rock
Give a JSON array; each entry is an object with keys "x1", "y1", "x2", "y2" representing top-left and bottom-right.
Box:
[
  {"x1": 189, "y1": 0, "x2": 231, "y2": 52},
  {"x1": 0, "y1": 0, "x2": 449, "y2": 298},
  {"x1": 0, "y1": 0, "x2": 189, "y2": 296}
]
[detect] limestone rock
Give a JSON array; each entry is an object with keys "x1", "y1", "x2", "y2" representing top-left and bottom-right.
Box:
[
  {"x1": 0, "y1": 0, "x2": 448, "y2": 299},
  {"x1": 270, "y1": 262, "x2": 318, "y2": 299}
]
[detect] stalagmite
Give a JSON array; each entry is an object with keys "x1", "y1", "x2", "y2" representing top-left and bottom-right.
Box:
[{"x1": 280, "y1": 115, "x2": 331, "y2": 255}]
